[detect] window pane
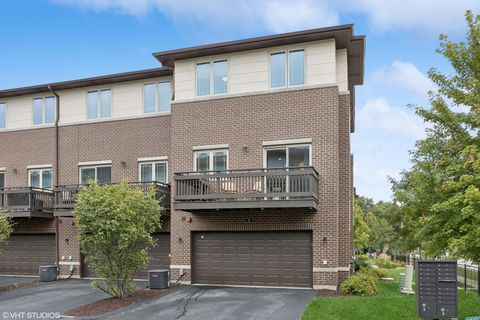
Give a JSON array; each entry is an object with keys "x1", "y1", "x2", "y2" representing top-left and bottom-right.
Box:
[
  {"x1": 213, "y1": 151, "x2": 227, "y2": 171},
  {"x1": 195, "y1": 152, "x2": 209, "y2": 171},
  {"x1": 158, "y1": 82, "x2": 171, "y2": 113},
  {"x1": 0, "y1": 103, "x2": 5, "y2": 129},
  {"x1": 144, "y1": 83, "x2": 156, "y2": 113},
  {"x1": 30, "y1": 171, "x2": 41, "y2": 188},
  {"x1": 266, "y1": 149, "x2": 287, "y2": 168},
  {"x1": 96, "y1": 166, "x2": 111, "y2": 184},
  {"x1": 213, "y1": 60, "x2": 228, "y2": 94},
  {"x1": 288, "y1": 146, "x2": 310, "y2": 167},
  {"x1": 100, "y1": 90, "x2": 111, "y2": 118},
  {"x1": 42, "y1": 170, "x2": 52, "y2": 189},
  {"x1": 196, "y1": 63, "x2": 210, "y2": 96},
  {"x1": 140, "y1": 163, "x2": 153, "y2": 182},
  {"x1": 87, "y1": 91, "x2": 98, "y2": 119},
  {"x1": 33, "y1": 98, "x2": 43, "y2": 125},
  {"x1": 155, "y1": 163, "x2": 167, "y2": 183},
  {"x1": 80, "y1": 168, "x2": 96, "y2": 185},
  {"x1": 270, "y1": 52, "x2": 286, "y2": 88},
  {"x1": 289, "y1": 50, "x2": 305, "y2": 86},
  {"x1": 0, "y1": 172, "x2": 4, "y2": 189},
  {"x1": 45, "y1": 97, "x2": 55, "y2": 124}
]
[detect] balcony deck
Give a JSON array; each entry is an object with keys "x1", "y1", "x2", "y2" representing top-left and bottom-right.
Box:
[
  {"x1": 0, "y1": 187, "x2": 54, "y2": 218},
  {"x1": 173, "y1": 167, "x2": 319, "y2": 211},
  {"x1": 53, "y1": 181, "x2": 171, "y2": 216}
]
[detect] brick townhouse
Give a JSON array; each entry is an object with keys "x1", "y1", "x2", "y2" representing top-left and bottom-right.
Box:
[{"x1": 0, "y1": 24, "x2": 364, "y2": 290}]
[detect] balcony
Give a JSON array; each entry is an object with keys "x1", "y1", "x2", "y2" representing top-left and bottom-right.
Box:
[
  {"x1": 53, "y1": 181, "x2": 171, "y2": 217},
  {"x1": 0, "y1": 187, "x2": 54, "y2": 218},
  {"x1": 173, "y1": 167, "x2": 319, "y2": 211}
]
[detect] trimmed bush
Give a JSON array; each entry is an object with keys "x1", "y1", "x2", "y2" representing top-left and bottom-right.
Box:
[{"x1": 340, "y1": 273, "x2": 379, "y2": 296}]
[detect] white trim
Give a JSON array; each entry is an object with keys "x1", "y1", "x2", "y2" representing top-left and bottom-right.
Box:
[
  {"x1": 192, "y1": 283, "x2": 312, "y2": 290},
  {"x1": 339, "y1": 91, "x2": 350, "y2": 95},
  {"x1": 138, "y1": 160, "x2": 168, "y2": 183},
  {"x1": 58, "y1": 275, "x2": 81, "y2": 279},
  {"x1": 192, "y1": 144, "x2": 229, "y2": 151},
  {"x1": 176, "y1": 280, "x2": 191, "y2": 285},
  {"x1": 27, "y1": 164, "x2": 52, "y2": 169},
  {"x1": 58, "y1": 261, "x2": 80, "y2": 266},
  {"x1": 137, "y1": 156, "x2": 168, "y2": 162},
  {"x1": 194, "y1": 149, "x2": 229, "y2": 171},
  {"x1": 313, "y1": 285, "x2": 337, "y2": 290},
  {"x1": 0, "y1": 167, "x2": 5, "y2": 171},
  {"x1": 28, "y1": 167, "x2": 53, "y2": 189},
  {"x1": 170, "y1": 265, "x2": 191, "y2": 269},
  {"x1": 263, "y1": 138, "x2": 312, "y2": 146},
  {"x1": 78, "y1": 160, "x2": 112, "y2": 166},
  {"x1": 313, "y1": 267, "x2": 350, "y2": 272}
]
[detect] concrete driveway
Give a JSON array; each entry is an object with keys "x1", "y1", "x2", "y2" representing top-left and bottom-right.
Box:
[
  {"x1": 0, "y1": 278, "x2": 108, "y2": 315},
  {"x1": 0, "y1": 276, "x2": 38, "y2": 288},
  {"x1": 103, "y1": 286, "x2": 315, "y2": 320}
]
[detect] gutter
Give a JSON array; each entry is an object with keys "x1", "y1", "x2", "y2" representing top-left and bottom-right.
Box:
[{"x1": 48, "y1": 85, "x2": 60, "y2": 266}]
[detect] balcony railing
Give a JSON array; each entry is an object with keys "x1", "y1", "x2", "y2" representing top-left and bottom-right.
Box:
[
  {"x1": 0, "y1": 187, "x2": 54, "y2": 218},
  {"x1": 53, "y1": 181, "x2": 171, "y2": 216},
  {"x1": 174, "y1": 167, "x2": 319, "y2": 211}
]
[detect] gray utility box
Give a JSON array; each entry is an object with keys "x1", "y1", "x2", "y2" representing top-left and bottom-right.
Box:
[
  {"x1": 416, "y1": 260, "x2": 457, "y2": 319},
  {"x1": 148, "y1": 269, "x2": 169, "y2": 289},
  {"x1": 39, "y1": 265, "x2": 58, "y2": 282}
]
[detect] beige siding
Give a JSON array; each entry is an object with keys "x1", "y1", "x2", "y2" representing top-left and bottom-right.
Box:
[
  {"x1": 174, "y1": 39, "x2": 339, "y2": 101},
  {"x1": 336, "y1": 49, "x2": 348, "y2": 92}
]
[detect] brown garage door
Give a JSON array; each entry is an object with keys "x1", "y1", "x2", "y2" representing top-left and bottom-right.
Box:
[
  {"x1": 192, "y1": 231, "x2": 312, "y2": 288},
  {"x1": 0, "y1": 234, "x2": 56, "y2": 275},
  {"x1": 82, "y1": 233, "x2": 170, "y2": 278}
]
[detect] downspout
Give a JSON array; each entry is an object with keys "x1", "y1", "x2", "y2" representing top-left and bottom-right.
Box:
[{"x1": 48, "y1": 85, "x2": 60, "y2": 267}]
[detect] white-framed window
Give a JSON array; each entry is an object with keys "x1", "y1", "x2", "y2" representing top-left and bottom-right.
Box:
[
  {"x1": 33, "y1": 96, "x2": 56, "y2": 125},
  {"x1": 144, "y1": 81, "x2": 172, "y2": 114},
  {"x1": 79, "y1": 165, "x2": 111, "y2": 185},
  {"x1": 0, "y1": 171, "x2": 5, "y2": 189},
  {"x1": 28, "y1": 168, "x2": 53, "y2": 190},
  {"x1": 196, "y1": 60, "x2": 228, "y2": 96},
  {"x1": 87, "y1": 89, "x2": 111, "y2": 119},
  {"x1": 0, "y1": 103, "x2": 6, "y2": 129},
  {"x1": 139, "y1": 161, "x2": 168, "y2": 183},
  {"x1": 270, "y1": 49, "x2": 305, "y2": 88},
  {"x1": 194, "y1": 149, "x2": 228, "y2": 171},
  {"x1": 263, "y1": 144, "x2": 311, "y2": 168}
]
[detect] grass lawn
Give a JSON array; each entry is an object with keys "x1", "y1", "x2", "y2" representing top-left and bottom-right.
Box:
[{"x1": 302, "y1": 268, "x2": 480, "y2": 320}]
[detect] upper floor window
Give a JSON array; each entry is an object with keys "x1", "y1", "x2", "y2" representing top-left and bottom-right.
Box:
[
  {"x1": 80, "y1": 165, "x2": 111, "y2": 185},
  {"x1": 28, "y1": 168, "x2": 52, "y2": 190},
  {"x1": 194, "y1": 149, "x2": 228, "y2": 171},
  {"x1": 196, "y1": 60, "x2": 228, "y2": 96},
  {"x1": 139, "y1": 161, "x2": 167, "y2": 183},
  {"x1": 33, "y1": 96, "x2": 55, "y2": 125},
  {"x1": 87, "y1": 89, "x2": 111, "y2": 119},
  {"x1": 144, "y1": 81, "x2": 172, "y2": 114},
  {"x1": 0, "y1": 103, "x2": 5, "y2": 129},
  {"x1": 270, "y1": 49, "x2": 305, "y2": 88},
  {"x1": 265, "y1": 144, "x2": 311, "y2": 168},
  {"x1": 0, "y1": 171, "x2": 4, "y2": 189}
]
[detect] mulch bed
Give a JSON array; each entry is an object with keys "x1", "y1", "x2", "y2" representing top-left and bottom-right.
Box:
[
  {"x1": 64, "y1": 289, "x2": 165, "y2": 317},
  {"x1": 0, "y1": 280, "x2": 44, "y2": 293},
  {"x1": 316, "y1": 289, "x2": 349, "y2": 297}
]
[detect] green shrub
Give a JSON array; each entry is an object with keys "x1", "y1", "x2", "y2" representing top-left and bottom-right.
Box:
[
  {"x1": 340, "y1": 273, "x2": 379, "y2": 296},
  {"x1": 376, "y1": 257, "x2": 395, "y2": 269},
  {"x1": 354, "y1": 258, "x2": 369, "y2": 271},
  {"x1": 356, "y1": 254, "x2": 369, "y2": 261},
  {"x1": 361, "y1": 268, "x2": 388, "y2": 278}
]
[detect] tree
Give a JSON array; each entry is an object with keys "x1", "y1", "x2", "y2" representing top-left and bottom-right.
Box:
[
  {"x1": 74, "y1": 181, "x2": 163, "y2": 298},
  {"x1": 354, "y1": 202, "x2": 370, "y2": 251},
  {"x1": 391, "y1": 11, "x2": 480, "y2": 263},
  {"x1": 0, "y1": 209, "x2": 13, "y2": 254}
]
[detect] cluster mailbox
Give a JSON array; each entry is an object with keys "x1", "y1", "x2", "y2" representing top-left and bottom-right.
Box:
[{"x1": 416, "y1": 260, "x2": 458, "y2": 319}]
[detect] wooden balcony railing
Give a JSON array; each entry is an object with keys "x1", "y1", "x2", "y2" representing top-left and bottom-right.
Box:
[
  {"x1": 0, "y1": 187, "x2": 54, "y2": 217},
  {"x1": 53, "y1": 181, "x2": 171, "y2": 215},
  {"x1": 173, "y1": 167, "x2": 319, "y2": 211}
]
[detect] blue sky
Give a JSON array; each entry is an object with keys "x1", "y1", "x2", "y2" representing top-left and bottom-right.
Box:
[{"x1": 1, "y1": 0, "x2": 478, "y2": 201}]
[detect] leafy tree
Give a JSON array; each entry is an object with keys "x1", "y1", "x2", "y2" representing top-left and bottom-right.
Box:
[
  {"x1": 74, "y1": 181, "x2": 163, "y2": 298},
  {"x1": 354, "y1": 202, "x2": 370, "y2": 251},
  {"x1": 391, "y1": 11, "x2": 480, "y2": 263},
  {"x1": 0, "y1": 209, "x2": 13, "y2": 254}
]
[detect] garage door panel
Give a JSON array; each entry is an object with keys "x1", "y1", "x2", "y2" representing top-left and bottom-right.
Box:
[
  {"x1": 0, "y1": 234, "x2": 56, "y2": 275},
  {"x1": 192, "y1": 231, "x2": 312, "y2": 288}
]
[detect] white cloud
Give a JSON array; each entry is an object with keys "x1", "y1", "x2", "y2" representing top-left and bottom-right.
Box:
[
  {"x1": 51, "y1": 0, "x2": 478, "y2": 34},
  {"x1": 357, "y1": 97, "x2": 426, "y2": 139},
  {"x1": 372, "y1": 60, "x2": 436, "y2": 97}
]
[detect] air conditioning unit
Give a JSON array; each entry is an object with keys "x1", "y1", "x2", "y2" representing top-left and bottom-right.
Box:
[
  {"x1": 148, "y1": 269, "x2": 169, "y2": 289},
  {"x1": 39, "y1": 265, "x2": 58, "y2": 282}
]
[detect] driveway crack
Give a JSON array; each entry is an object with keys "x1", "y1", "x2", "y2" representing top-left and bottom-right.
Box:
[{"x1": 175, "y1": 288, "x2": 207, "y2": 319}]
